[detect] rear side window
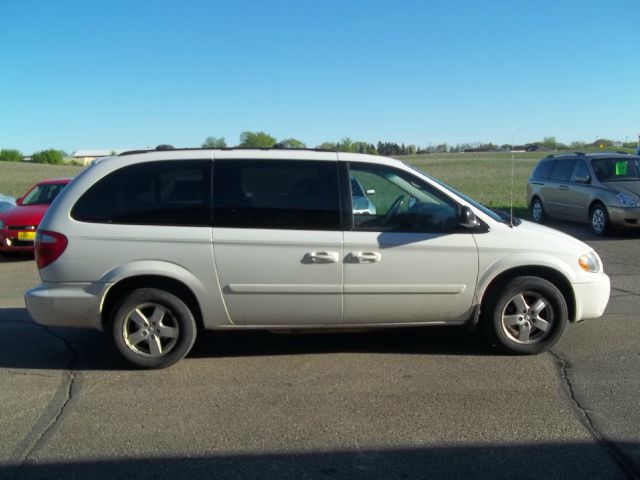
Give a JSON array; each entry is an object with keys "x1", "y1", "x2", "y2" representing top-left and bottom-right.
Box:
[
  {"x1": 213, "y1": 160, "x2": 340, "y2": 230},
  {"x1": 531, "y1": 160, "x2": 554, "y2": 180},
  {"x1": 549, "y1": 159, "x2": 576, "y2": 181},
  {"x1": 71, "y1": 160, "x2": 212, "y2": 226}
]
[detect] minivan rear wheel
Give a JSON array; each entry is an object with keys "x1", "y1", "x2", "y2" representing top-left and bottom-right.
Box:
[
  {"x1": 530, "y1": 198, "x2": 545, "y2": 223},
  {"x1": 110, "y1": 288, "x2": 197, "y2": 369},
  {"x1": 483, "y1": 277, "x2": 567, "y2": 354}
]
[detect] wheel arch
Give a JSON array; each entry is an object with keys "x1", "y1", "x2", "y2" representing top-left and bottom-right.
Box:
[
  {"x1": 588, "y1": 199, "x2": 607, "y2": 215},
  {"x1": 480, "y1": 266, "x2": 576, "y2": 322},
  {"x1": 102, "y1": 275, "x2": 204, "y2": 330},
  {"x1": 529, "y1": 194, "x2": 542, "y2": 208}
]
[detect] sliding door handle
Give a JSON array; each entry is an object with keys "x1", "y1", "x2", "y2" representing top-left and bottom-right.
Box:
[{"x1": 306, "y1": 251, "x2": 340, "y2": 263}]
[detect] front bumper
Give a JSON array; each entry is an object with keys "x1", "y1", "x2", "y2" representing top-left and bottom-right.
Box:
[
  {"x1": 24, "y1": 282, "x2": 110, "y2": 329},
  {"x1": 572, "y1": 272, "x2": 610, "y2": 322},
  {"x1": 0, "y1": 229, "x2": 36, "y2": 252},
  {"x1": 608, "y1": 206, "x2": 640, "y2": 229}
]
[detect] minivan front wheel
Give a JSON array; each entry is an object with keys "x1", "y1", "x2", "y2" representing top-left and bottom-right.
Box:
[
  {"x1": 110, "y1": 288, "x2": 197, "y2": 369},
  {"x1": 590, "y1": 204, "x2": 609, "y2": 235},
  {"x1": 483, "y1": 277, "x2": 567, "y2": 354}
]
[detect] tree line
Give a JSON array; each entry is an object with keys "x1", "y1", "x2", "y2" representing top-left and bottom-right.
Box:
[
  {"x1": 203, "y1": 132, "x2": 638, "y2": 155},
  {"x1": 0, "y1": 148, "x2": 65, "y2": 164},
  {"x1": 2, "y1": 134, "x2": 637, "y2": 165}
]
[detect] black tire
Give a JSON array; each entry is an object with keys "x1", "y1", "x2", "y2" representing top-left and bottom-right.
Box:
[
  {"x1": 110, "y1": 288, "x2": 197, "y2": 369},
  {"x1": 590, "y1": 203, "x2": 610, "y2": 236},
  {"x1": 530, "y1": 198, "x2": 545, "y2": 223},
  {"x1": 483, "y1": 276, "x2": 567, "y2": 355}
]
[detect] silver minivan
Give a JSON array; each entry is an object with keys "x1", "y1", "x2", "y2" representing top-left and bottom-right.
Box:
[
  {"x1": 25, "y1": 148, "x2": 610, "y2": 368},
  {"x1": 528, "y1": 152, "x2": 640, "y2": 235}
]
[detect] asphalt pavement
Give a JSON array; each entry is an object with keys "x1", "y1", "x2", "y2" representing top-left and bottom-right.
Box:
[{"x1": 0, "y1": 222, "x2": 638, "y2": 479}]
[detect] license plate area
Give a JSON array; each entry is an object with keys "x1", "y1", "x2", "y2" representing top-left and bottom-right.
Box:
[{"x1": 17, "y1": 231, "x2": 36, "y2": 241}]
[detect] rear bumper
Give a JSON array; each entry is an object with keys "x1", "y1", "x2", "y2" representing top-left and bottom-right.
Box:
[
  {"x1": 572, "y1": 272, "x2": 610, "y2": 321},
  {"x1": 24, "y1": 282, "x2": 110, "y2": 329}
]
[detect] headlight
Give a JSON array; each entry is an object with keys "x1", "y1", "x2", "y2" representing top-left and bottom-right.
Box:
[
  {"x1": 616, "y1": 192, "x2": 640, "y2": 207},
  {"x1": 578, "y1": 251, "x2": 601, "y2": 273}
]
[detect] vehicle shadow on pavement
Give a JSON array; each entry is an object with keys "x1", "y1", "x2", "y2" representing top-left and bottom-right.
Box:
[
  {"x1": 189, "y1": 327, "x2": 494, "y2": 360},
  {"x1": 0, "y1": 307, "x2": 494, "y2": 371},
  {"x1": 1, "y1": 442, "x2": 635, "y2": 480},
  {"x1": 0, "y1": 253, "x2": 33, "y2": 263}
]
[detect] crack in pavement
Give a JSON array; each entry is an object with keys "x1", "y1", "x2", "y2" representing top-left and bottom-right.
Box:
[
  {"x1": 8, "y1": 323, "x2": 79, "y2": 473},
  {"x1": 611, "y1": 287, "x2": 640, "y2": 298},
  {"x1": 549, "y1": 349, "x2": 640, "y2": 480}
]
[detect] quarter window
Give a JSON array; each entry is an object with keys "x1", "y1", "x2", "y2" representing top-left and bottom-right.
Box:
[
  {"x1": 213, "y1": 160, "x2": 341, "y2": 230},
  {"x1": 71, "y1": 160, "x2": 212, "y2": 226}
]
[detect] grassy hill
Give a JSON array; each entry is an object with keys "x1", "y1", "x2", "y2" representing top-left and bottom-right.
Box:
[{"x1": 0, "y1": 161, "x2": 84, "y2": 198}]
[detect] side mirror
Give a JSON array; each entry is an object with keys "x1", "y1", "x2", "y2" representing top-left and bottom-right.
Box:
[
  {"x1": 366, "y1": 189, "x2": 376, "y2": 196},
  {"x1": 459, "y1": 206, "x2": 480, "y2": 229},
  {"x1": 574, "y1": 174, "x2": 590, "y2": 184},
  {"x1": 15, "y1": 196, "x2": 24, "y2": 206}
]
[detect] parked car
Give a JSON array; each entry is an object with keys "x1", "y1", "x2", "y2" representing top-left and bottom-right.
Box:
[
  {"x1": 0, "y1": 193, "x2": 16, "y2": 213},
  {"x1": 350, "y1": 176, "x2": 377, "y2": 215},
  {"x1": 527, "y1": 152, "x2": 640, "y2": 235},
  {"x1": 0, "y1": 179, "x2": 71, "y2": 256},
  {"x1": 25, "y1": 148, "x2": 610, "y2": 368}
]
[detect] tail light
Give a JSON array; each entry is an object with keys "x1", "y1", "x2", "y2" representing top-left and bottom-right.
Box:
[{"x1": 35, "y1": 230, "x2": 68, "y2": 269}]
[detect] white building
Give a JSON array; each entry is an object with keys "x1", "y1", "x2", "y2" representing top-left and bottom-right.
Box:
[{"x1": 72, "y1": 149, "x2": 126, "y2": 166}]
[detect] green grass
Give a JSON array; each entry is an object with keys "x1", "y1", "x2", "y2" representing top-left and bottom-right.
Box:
[
  {"x1": 0, "y1": 161, "x2": 84, "y2": 198},
  {"x1": 398, "y1": 152, "x2": 539, "y2": 216}
]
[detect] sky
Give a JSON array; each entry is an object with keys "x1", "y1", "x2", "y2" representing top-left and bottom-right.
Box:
[{"x1": 1, "y1": 0, "x2": 639, "y2": 154}]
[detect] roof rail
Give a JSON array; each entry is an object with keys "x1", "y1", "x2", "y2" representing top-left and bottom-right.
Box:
[
  {"x1": 119, "y1": 146, "x2": 341, "y2": 156},
  {"x1": 544, "y1": 151, "x2": 585, "y2": 159}
]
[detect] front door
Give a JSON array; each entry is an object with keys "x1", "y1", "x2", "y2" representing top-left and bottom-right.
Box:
[
  {"x1": 343, "y1": 163, "x2": 479, "y2": 325},
  {"x1": 212, "y1": 158, "x2": 343, "y2": 325}
]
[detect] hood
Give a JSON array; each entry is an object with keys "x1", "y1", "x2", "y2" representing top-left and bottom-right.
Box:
[
  {"x1": 0, "y1": 204, "x2": 49, "y2": 227},
  {"x1": 504, "y1": 219, "x2": 593, "y2": 253},
  {"x1": 603, "y1": 180, "x2": 640, "y2": 197}
]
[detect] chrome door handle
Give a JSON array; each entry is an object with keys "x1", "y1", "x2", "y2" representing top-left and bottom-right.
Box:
[
  {"x1": 559, "y1": 185, "x2": 569, "y2": 190},
  {"x1": 307, "y1": 251, "x2": 340, "y2": 263},
  {"x1": 351, "y1": 251, "x2": 382, "y2": 263}
]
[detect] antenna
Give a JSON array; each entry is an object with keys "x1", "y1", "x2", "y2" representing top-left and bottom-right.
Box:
[{"x1": 509, "y1": 127, "x2": 515, "y2": 228}]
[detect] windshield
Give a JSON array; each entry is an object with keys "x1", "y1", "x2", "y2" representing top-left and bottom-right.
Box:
[
  {"x1": 21, "y1": 183, "x2": 66, "y2": 206},
  {"x1": 405, "y1": 163, "x2": 506, "y2": 224},
  {"x1": 591, "y1": 157, "x2": 640, "y2": 181}
]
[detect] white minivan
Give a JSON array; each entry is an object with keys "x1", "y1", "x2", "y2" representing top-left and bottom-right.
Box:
[{"x1": 25, "y1": 148, "x2": 610, "y2": 368}]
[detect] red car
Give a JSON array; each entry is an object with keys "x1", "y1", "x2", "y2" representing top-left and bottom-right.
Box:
[{"x1": 0, "y1": 178, "x2": 72, "y2": 256}]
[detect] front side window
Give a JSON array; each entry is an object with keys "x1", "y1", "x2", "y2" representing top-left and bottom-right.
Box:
[
  {"x1": 71, "y1": 160, "x2": 212, "y2": 225},
  {"x1": 213, "y1": 160, "x2": 340, "y2": 230},
  {"x1": 572, "y1": 159, "x2": 590, "y2": 181},
  {"x1": 349, "y1": 164, "x2": 459, "y2": 233}
]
